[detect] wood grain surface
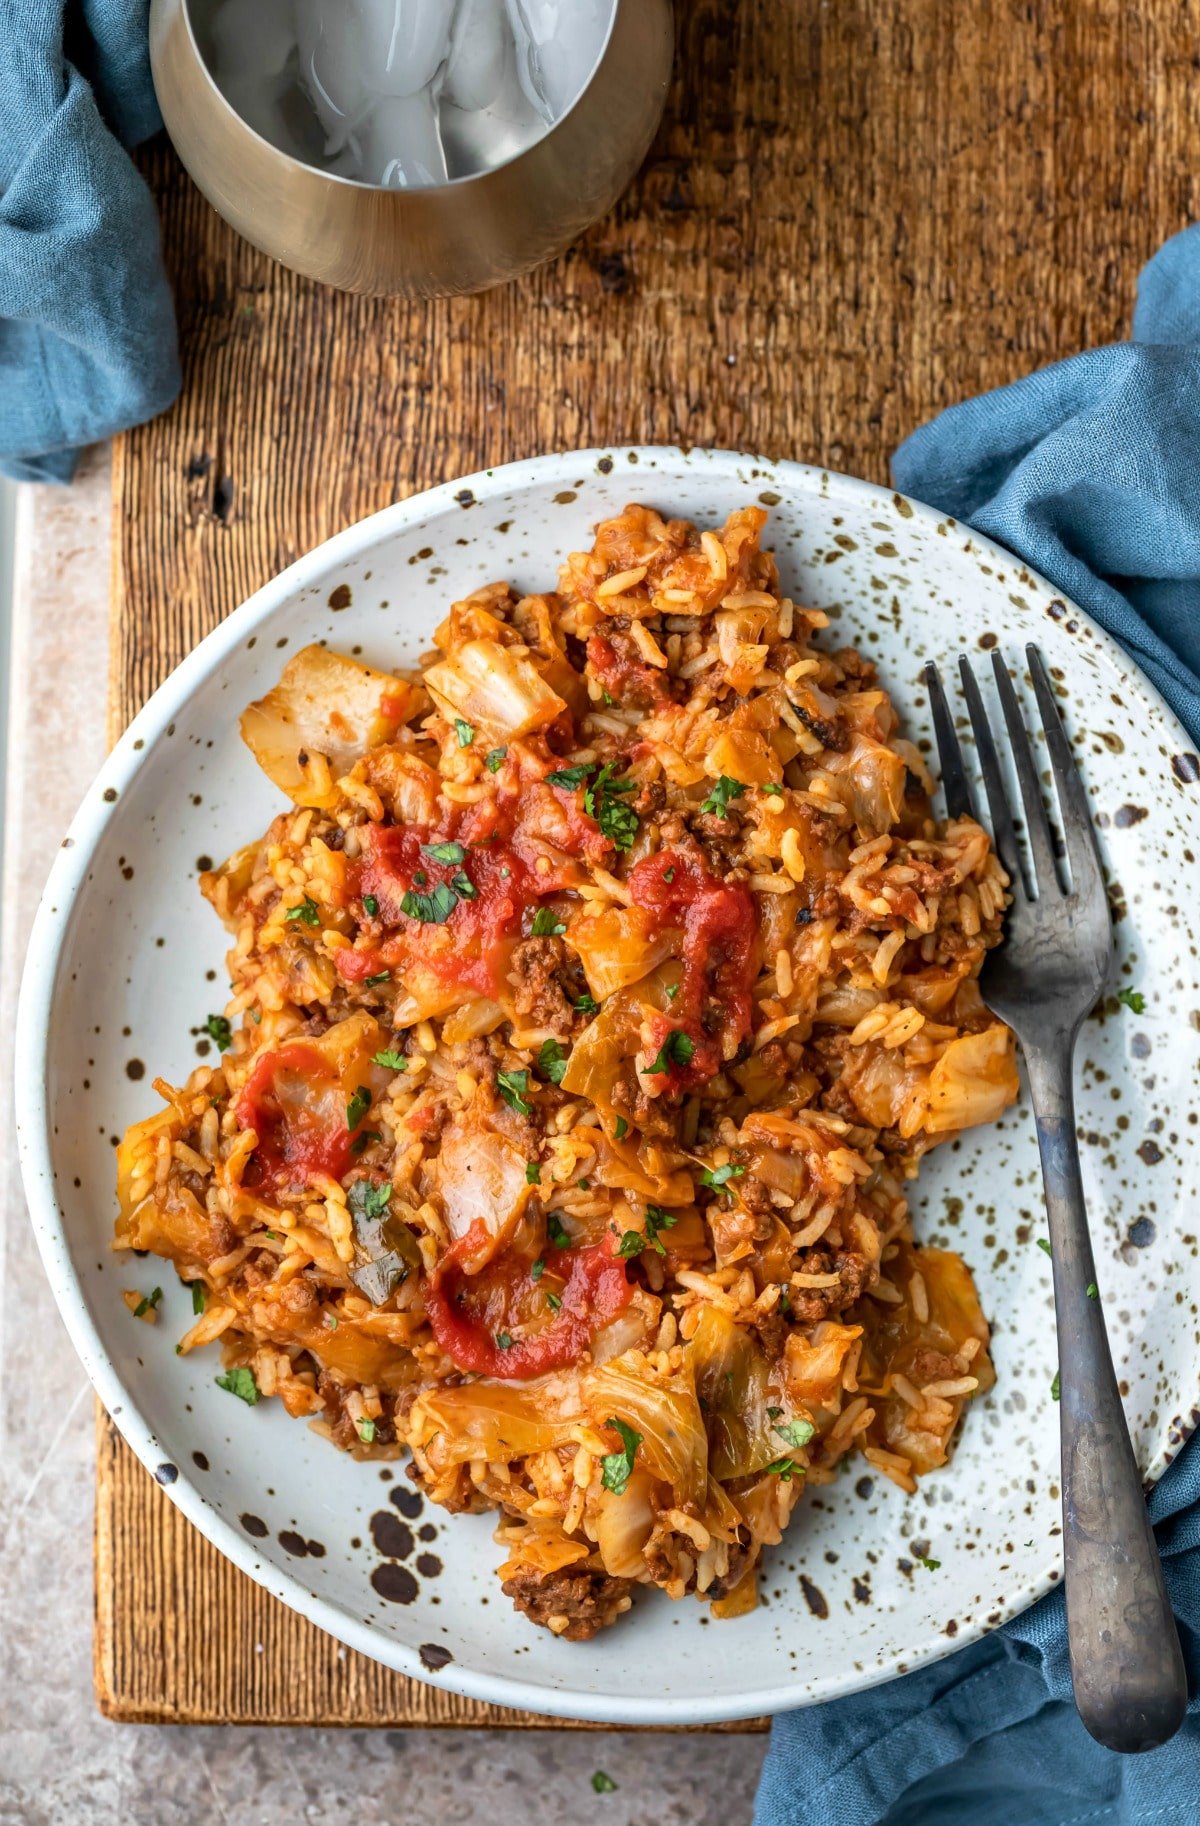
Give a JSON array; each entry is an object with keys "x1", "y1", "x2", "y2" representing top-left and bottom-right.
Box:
[{"x1": 101, "y1": 0, "x2": 1200, "y2": 1724}]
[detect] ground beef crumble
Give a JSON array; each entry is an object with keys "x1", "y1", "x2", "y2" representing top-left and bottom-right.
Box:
[{"x1": 501, "y1": 1565, "x2": 634, "y2": 1640}]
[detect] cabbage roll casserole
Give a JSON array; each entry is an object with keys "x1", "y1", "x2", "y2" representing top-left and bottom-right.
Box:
[{"x1": 116, "y1": 505, "x2": 1017, "y2": 1637}]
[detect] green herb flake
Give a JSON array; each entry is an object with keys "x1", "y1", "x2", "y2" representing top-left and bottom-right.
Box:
[
  {"x1": 485, "y1": 746, "x2": 507, "y2": 773},
  {"x1": 664, "y1": 981, "x2": 680, "y2": 1001},
  {"x1": 1086, "y1": 1282, "x2": 1099, "y2": 1300},
  {"x1": 413, "y1": 870, "x2": 427, "y2": 886},
  {"x1": 133, "y1": 1286, "x2": 163, "y2": 1318},
  {"x1": 346, "y1": 1086, "x2": 372, "y2": 1131},
  {"x1": 700, "y1": 1162, "x2": 746, "y2": 1191},
  {"x1": 525, "y1": 1161, "x2": 541, "y2": 1185},
  {"x1": 773, "y1": 1417, "x2": 816, "y2": 1450},
  {"x1": 374, "y1": 1049, "x2": 408, "y2": 1071},
  {"x1": 547, "y1": 1213, "x2": 572, "y2": 1249},
  {"x1": 577, "y1": 1178, "x2": 590, "y2": 1189},
  {"x1": 357, "y1": 1418, "x2": 377, "y2": 1444},
  {"x1": 764, "y1": 1456, "x2": 804, "y2": 1481},
  {"x1": 1036, "y1": 1237, "x2": 1052, "y2": 1256},
  {"x1": 454, "y1": 718, "x2": 476, "y2": 748},
  {"x1": 646, "y1": 1029, "x2": 695, "y2": 1075},
  {"x1": 496, "y1": 1068, "x2": 532, "y2": 1115},
  {"x1": 600, "y1": 1417, "x2": 642, "y2": 1494},
  {"x1": 191, "y1": 1283, "x2": 207, "y2": 1315},
  {"x1": 449, "y1": 869, "x2": 478, "y2": 901},
  {"x1": 422, "y1": 840, "x2": 466, "y2": 864},
  {"x1": 496, "y1": 1331, "x2": 513, "y2": 1351},
  {"x1": 1051, "y1": 1369, "x2": 1061, "y2": 1401},
  {"x1": 364, "y1": 970, "x2": 392, "y2": 988},
  {"x1": 284, "y1": 895, "x2": 321, "y2": 926},
  {"x1": 362, "y1": 893, "x2": 379, "y2": 916},
  {"x1": 216, "y1": 1367, "x2": 260, "y2": 1406},
  {"x1": 919, "y1": 1556, "x2": 941, "y2": 1572},
  {"x1": 591, "y1": 1772, "x2": 618, "y2": 1795},
  {"x1": 1117, "y1": 987, "x2": 1146, "y2": 1013},
  {"x1": 530, "y1": 1257, "x2": 545, "y2": 1281},
  {"x1": 205, "y1": 1013, "x2": 232, "y2": 1051},
  {"x1": 546, "y1": 1291, "x2": 562, "y2": 1312},
  {"x1": 531, "y1": 906, "x2": 567, "y2": 937},
  {"x1": 585, "y1": 762, "x2": 639, "y2": 852},
  {"x1": 324, "y1": 1311, "x2": 338, "y2": 1330},
  {"x1": 699, "y1": 775, "x2": 746, "y2": 819},
  {"x1": 537, "y1": 1038, "x2": 569, "y2": 1085},
  {"x1": 575, "y1": 992, "x2": 600, "y2": 1016},
  {"x1": 347, "y1": 1179, "x2": 393, "y2": 1224},
  {"x1": 400, "y1": 882, "x2": 459, "y2": 924},
  {"x1": 662, "y1": 866, "x2": 675, "y2": 883},
  {"x1": 350, "y1": 1130, "x2": 382, "y2": 1156},
  {"x1": 761, "y1": 782, "x2": 784, "y2": 796},
  {"x1": 613, "y1": 1116, "x2": 628, "y2": 1140},
  {"x1": 545, "y1": 762, "x2": 594, "y2": 789}
]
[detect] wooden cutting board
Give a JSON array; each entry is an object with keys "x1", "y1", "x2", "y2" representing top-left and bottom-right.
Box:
[{"x1": 98, "y1": 0, "x2": 1199, "y2": 1725}]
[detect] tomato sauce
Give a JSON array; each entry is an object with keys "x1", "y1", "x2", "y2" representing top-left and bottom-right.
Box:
[
  {"x1": 587, "y1": 632, "x2": 670, "y2": 709},
  {"x1": 425, "y1": 1220, "x2": 632, "y2": 1379},
  {"x1": 236, "y1": 1042, "x2": 360, "y2": 1197},
  {"x1": 627, "y1": 848, "x2": 758, "y2": 1089}
]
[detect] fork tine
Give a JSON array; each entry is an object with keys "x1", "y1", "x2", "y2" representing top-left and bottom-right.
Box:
[
  {"x1": 958, "y1": 655, "x2": 1026, "y2": 898},
  {"x1": 989, "y1": 650, "x2": 1062, "y2": 897},
  {"x1": 1025, "y1": 644, "x2": 1103, "y2": 896},
  {"x1": 922, "y1": 662, "x2": 974, "y2": 819}
]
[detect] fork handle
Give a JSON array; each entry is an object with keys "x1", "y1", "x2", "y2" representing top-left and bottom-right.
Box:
[{"x1": 1025, "y1": 1043, "x2": 1187, "y2": 1752}]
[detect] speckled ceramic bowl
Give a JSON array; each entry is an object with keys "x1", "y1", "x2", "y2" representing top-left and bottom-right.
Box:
[{"x1": 17, "y1": 448, "x2": 1200, "y2": 1724}]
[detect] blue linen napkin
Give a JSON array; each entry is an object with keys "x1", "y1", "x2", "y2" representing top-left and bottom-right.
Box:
[
  {"x1": 0, "y1": 0, "x2": 180, "y2": 482},
  {"x1": 755, "y1": 223, "x2": 1200, "y2": 1826}
]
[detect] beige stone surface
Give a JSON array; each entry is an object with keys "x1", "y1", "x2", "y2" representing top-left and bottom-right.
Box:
[{"x1": 0, "y1": 456, "x2": 767, "y2": 1824}]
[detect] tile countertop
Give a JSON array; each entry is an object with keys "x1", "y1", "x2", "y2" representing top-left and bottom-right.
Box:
[{"x1": 0, "y1": 451, "x2": 767, "y2": 1826}]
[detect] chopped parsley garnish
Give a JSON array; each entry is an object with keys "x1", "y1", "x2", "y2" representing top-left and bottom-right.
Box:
[
  {"x1": 1050, "y1": 1369, "x2": 1061, "y2": 1401},
  {"x1": 646, "y1": 1029, "x2": 695, "y2": 1075},
  {"x1": 374, "y1": 1049, "x2": 407, "y2": 1071},
  {"x1": 191, "y1": 1282, "x2": 206, "y2": 1315},
  {"x1": 664, "y1": 981, "x2": 679, "y2": 1001},
  {"x1": 357, "y1": 1418, "x2": 377, "y2": 1444},
  {"x1": 1036, "y1": 1237, "x2": 1051, "y2": 1256},
  {"x1": 546, "y1": 1291, "x2": 562, "y2": 1312},
  {"x1": 918, "y1": 1556, "x2": 941, "y2": 1572},
  {"x1": 347, "y1": 1179, "x2": 392, "y2": 1224},
  {"x1": 600, "y1": 1417, "x2": 642, "y2": 1494},
  {"x1": 362, "y1": 894, "x2": 379, "y2": 916},
  {"x1": 764, "y1": 1456, "x2": 804, "y2": 1480},
  {"x1": 761, "y1": 782, "x2": 784, "y2": 796},
  {"x1": 496, "y1": 1331, "x2": 513, "y2": 1351},
  {"x1": 1117, "y1": 987, "x2": 1146, "y2": 1013},
  {"x1": 449, "y1": 869, "x2": 477, "y2": 901},
  {"x1": 324, "y1": 1311, "x2": 338, "y2": 1330},
  {"x1": 485, "y1": 746, "x2": 507, "y2": 772},
  {"x1": 700, "y1": 775, "x2": 746, "y2": 818},
  {"x1": 133, "y1": 1286, "x2": 163, "y2": 1318},
  {"x1": 525, "y1": 1161, "x2": 541, "y2": 1185},
  {"x1": 615, "y1": 1204, "x2": 678, "y2": 1259},
  {"x1": 613, "y1": 1116, "x2": 628, "y2": 1141},
  {"x1": 413, "y1": 870, "x2": 427, "y2": 886},
  {"x1": 773, "y1": 1417, "x2": 816, "y2": 1450},
  {"x1": 545, "y1": 762, "x2": 594, "y2": 789},
  {"x1": 577, "y1": 1178, "x2": 590, "y2": 1189},
  {"x1": 585, "y1": 762, "x2": 639, "y2": 851},
  {"x1": 767, "y1": 1405, "x2": 783, "y2": 1421},
  {"x1": 546, "y1": 1213, "x2": 572, "y2": 1248},
  {"x1": 364, "y1": 970, "x2": 391, "y2": 988},
  {"x1": 216, "y1": 1367, "x2": 260, "y2": 1405},
  {"x1": 700, "y1": 1162, "x2": 746, "y2": 1191},
  {"x1": 454, "y1": 718, "x2": 475, "y2": 747},
  {"x1": 284, "y1": 896, "x2": 320, "y2": 926},
  {"x1": 346, "y1": 1086, "x2": 372, "y2": 1131},
  {"x1": 350, "y1": 1130, "x2": 381, "y2": 1155},
  {"x1": 496, "y1": 1068, "x2": 532, "y2": 1115},
  {"x1": 575, "y1": 992, "x2": 600, "y2": 1016},
  {"x1": 537, "y1": 1038, "x2": 569, "y2": 1085},
  {"x1": 422, "y1": 840, "x2": 465, "y2": 864},
  {"x1": 1086, "y1": 1282, "x2": 1099, "y2": 1299},
  {"x1": 530, "y1": 1257, "x2": 545, "y2": 1281},
  {"x1": 205, "y1": 1013, "x2": 232, "y2": 1051},
  {"x1": 400, "y1": 882, "x2": 459, "y2": 924},
  {"x1": 531, "y1": 907, "x2": 566, "y2": 937},
  {"x1": 662, "y1": 866, "x2": 675, "y2": 883},
  {"x1": 591, "y1": 1772, "x2": 618, "y2": 1795}
]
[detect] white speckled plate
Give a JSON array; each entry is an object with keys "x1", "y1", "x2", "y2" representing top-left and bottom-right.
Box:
[{"x1": 17, "y1": 448, "x2": 1200, "y2": 1724}]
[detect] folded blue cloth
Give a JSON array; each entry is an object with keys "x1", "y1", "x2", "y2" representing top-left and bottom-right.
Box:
[
  {"x1": 755, "y1": 224, "x2": 1200, "y2": 1826},
  {"x1": 0, "y1": 0, "x2": 180, "y2": 482}
]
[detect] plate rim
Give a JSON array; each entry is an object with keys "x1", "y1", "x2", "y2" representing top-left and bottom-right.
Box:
[{"x1": 15, "y1": 443, "x2": 1197, "y2": 1724}]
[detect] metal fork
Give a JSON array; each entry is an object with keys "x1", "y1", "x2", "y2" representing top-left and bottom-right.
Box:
[{"x1": 924, "y1": 646, "x2": 1186, "y2": 1755}]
